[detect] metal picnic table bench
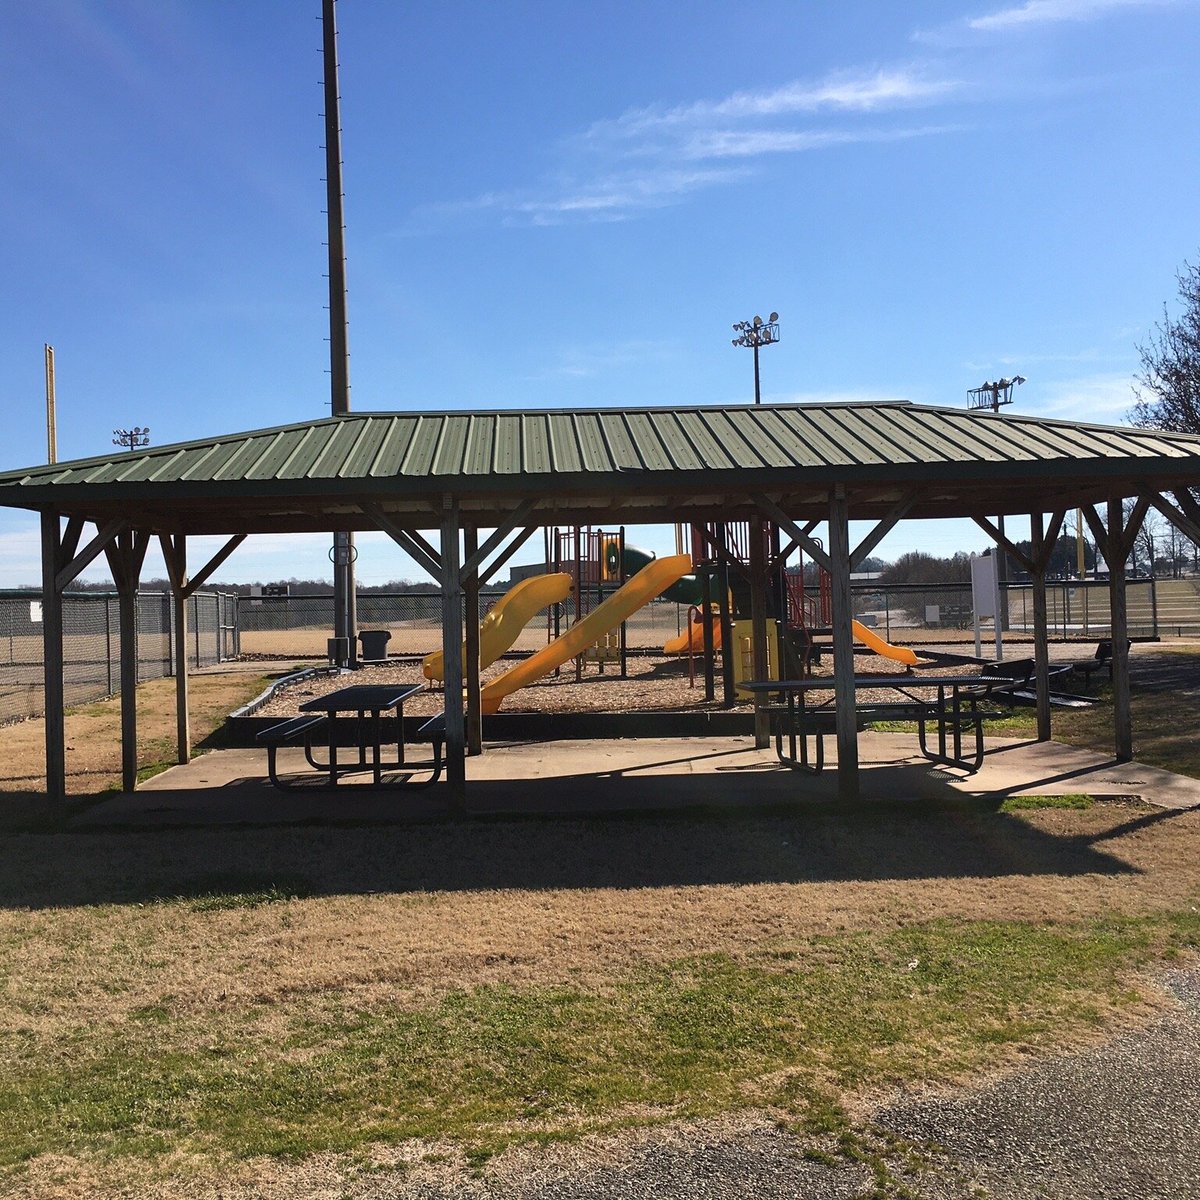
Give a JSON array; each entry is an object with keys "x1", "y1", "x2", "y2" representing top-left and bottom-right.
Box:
[
  {"x1": 255, "y1": 682, "x2": 445, "y2": 789},
  {"x1": 741, "y1": 662, "x2": 1036, "y2": 775}
]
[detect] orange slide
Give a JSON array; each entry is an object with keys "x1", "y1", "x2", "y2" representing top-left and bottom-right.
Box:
[{"x1": 663, "y1": 608, "x2": 723, "y2": 656}]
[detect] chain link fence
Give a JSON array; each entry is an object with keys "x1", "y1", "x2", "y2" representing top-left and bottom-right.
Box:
[
  {"x1": 237, "y1": 592, "x2": 693, "y2": 658},
  {"x1": 849, "y1": 577, "x2": 1200, "y2": 642},
  {"x1": 237, "y1": 578, "x2": 1200, "y2": 661},
  {"x1": 0, "y1": 591, "x2": 237, "y2": 724},
  {"x1": 8, "y1": 577, "x2": 1196, "y2": 723}
]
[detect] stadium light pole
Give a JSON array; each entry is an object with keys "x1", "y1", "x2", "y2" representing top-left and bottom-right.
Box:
[
  {"x1": 968, "y1": 376, "x2": 1026, "y2": 625},
  {"x1": 113, "y1": 426, "x2": 150, "y2": 452},
  {"x1": 731, "y1": 313, "x2": 780, "y2": 405}
]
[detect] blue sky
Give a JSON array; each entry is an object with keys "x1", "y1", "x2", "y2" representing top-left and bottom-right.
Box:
[{"x1": 2, "y1": 0, "x2": 1198, "y2": 588}]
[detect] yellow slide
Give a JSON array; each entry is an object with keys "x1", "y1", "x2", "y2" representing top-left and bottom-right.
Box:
[
  {"x1": 852, "y1": 618, "x2": 919, "y2": 666},
  {"x1": 482, "y1": 554, "x2": 692, "y2": 713},
  {"x1": 422, "y1": 572, "x2": 573, "y2": 681}
]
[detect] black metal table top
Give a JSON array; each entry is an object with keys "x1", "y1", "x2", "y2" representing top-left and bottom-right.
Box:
[
  {"x1": 739, "y1": 674, "x2": 1006, "y2": 693},
  {"x1": 298, "y1": 683, "x2": 424, "y2": 713}
]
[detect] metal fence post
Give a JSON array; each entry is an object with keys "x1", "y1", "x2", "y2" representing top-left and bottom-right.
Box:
[{"x1": 106, "y1": 594, "x2": 114, "y2": 695}]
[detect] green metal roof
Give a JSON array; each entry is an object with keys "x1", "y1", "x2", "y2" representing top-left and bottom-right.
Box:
[{"x1": 2, "y1": 401, "x2": 1199, "y2": 534}]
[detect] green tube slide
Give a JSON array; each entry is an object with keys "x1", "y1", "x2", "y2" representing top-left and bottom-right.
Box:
[{"x1": 621, "y1": 545, "x2": 705, "y2": 606}]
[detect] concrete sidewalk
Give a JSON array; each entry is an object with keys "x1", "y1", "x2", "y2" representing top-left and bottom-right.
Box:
[{"x1": 69, "y1": 733, "x2": 1200, "y2": 828}]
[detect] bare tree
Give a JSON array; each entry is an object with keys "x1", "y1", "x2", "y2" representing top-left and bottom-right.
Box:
[
  {"x1": 1127, "y1": 500, "x2": 1161, "y2": 575},
  {"x1": 1131, "y1": 257, "x2": 1200, "y2": 434}
]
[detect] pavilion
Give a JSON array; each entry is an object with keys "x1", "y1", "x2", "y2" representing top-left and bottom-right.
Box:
[{"x1": 3, "y1": 398, "x2": 1200, "y2": 812}]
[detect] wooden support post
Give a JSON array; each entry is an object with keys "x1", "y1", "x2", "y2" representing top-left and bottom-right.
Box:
[
  {"x1": 111, "y1": 535, "x2": 139, "y2": 792},
  {"x1": 700, "y1": 563, "x2": 715, "y2": 702},
  {"x1": 1029, "y1": 511, "x2": 1052, "y2": 743},
  {"x1": 463, "y1": 526, "x2": 482, "y2": 756},
  {"x1": 716, "y1": 524, "x2": 737, "y2": 705},
  {"x1": 173, "y1": 578, "x2": 190, "y2": 763},
  {"x1": 440, "y1": 502, "x2": 467, "y2": 798},
  {"x1": 159, "y1": 534, "x2": 191, "y2": 764},
  {"x1": 1107, "y1": 496, "x2": 1133, "y2": 762},
  {"x1": 40, "y1": 510, "x2": 67, "y2": 816},
  {"x1": 747, "y1": 517, "x2": 770, "y2": 748},
  {"x1": 828, "y1": 487, "x2": 859, "y2": 803}
]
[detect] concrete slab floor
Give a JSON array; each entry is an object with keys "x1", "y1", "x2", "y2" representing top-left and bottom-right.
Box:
[{"x1": 67, "y1": 733, "x2": 1200, "y2": 829}]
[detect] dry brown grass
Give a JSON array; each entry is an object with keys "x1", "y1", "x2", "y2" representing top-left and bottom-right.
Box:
[
  {"x1": 0, "y1": 669, "x2": 272, "y2": 807},
  {"x1": 2, "y1": 797, "x2": 1196, "y2": 1040},
  {"x1": 2, "y1": 649, "x2": 1199, "y2": 1198}
]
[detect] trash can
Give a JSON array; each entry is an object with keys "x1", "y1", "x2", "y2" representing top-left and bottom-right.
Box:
[
  {"x1": 327, "y1": 636, "x2": 350, "y2": 667},
  {"x1": 358, "y1": 629, "x2": 392, "y2": 662}
]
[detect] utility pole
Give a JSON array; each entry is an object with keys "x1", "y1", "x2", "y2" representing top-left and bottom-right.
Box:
[
  {"x1": 322, "y1": 0, "x2": 356, "y2": 664},
  {"x1": 44, "y1": 345, "x2": 57, "y2": 464}
]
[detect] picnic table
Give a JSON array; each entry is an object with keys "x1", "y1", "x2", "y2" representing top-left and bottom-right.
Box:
[
  {"x1": 741, "y1": 669, "x2": 1032, "y2": 775},
  {"x1": 256, "y1": 682, "x2": 444, "y2": 789}
]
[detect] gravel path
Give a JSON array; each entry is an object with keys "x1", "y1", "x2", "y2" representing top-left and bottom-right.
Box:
[
  {"x1": 876, "y1": 967, "x2": 1200, "y2": 1199},
  {"x1": 369, "y1": 967, "x2": 1200, "y2": 1199}
]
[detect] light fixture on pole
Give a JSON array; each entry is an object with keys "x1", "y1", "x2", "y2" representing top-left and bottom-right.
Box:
[
  {"x1": 112, "y1": 426, "x2": 150, "y2": 452},
  {"x1": 967, "y1": 375, "x2": 1025, "y2": 627},
  {"x1": 731, "y1": 312, "x2": 780, "y2": 405},
  {"x1": 967, "y1": 375, "x2": 1025, "y2": 412}
]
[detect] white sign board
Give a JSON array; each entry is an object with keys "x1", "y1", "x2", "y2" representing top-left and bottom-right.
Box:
[
  {"x1": 29, "y1": 602, "x2": 42, "y2": 624},
  {"x1": 970, "y1": 552, "x2": 1003, "y2": 658},
  {"x1": 925, "y1": 604, "x2": 940, "y2": 625},
  {"x1": 970, "y1": 554, "x2": 997, "y2": 618}
]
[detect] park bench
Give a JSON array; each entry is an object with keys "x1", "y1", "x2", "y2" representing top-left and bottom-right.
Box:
[
  {"x1": 1071, "y1": 639, "x2": 1129, "y2": 690},
  {"x1": 256, "y1": 714, "x2": 330, "y2": 788},
  {"x1": 404, "y1": 713, "x2": 447, "y2": 789}
]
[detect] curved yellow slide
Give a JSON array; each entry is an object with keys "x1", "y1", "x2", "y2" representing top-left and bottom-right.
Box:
[
  {"x1": 482, "y1": 554, "x2": 692, "y2": 713},
  {"x1": 852, "y1": 618, "x2": 919, "y2": 666},
  {"x1": 422, "y1": 572, "x2": 572, "y2": 682}
]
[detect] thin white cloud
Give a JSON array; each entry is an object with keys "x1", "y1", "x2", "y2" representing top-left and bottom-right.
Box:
[
  {"x1": 511, "y1": 168, "x2": 751, "y2": 225},
  {"x1": 527, "y1": 339, "x2": 679, "y2": 382},
  {"x1": 969, "y1": 0, "x2": 1174, "y2": 32},
  {"x1": 681, "y1": 124, "x2": 964, "y2": 160},
  {"x1": 1030, "y1": 372, "x2": 1137, "y2": 422},
  {"x1": 412, "y1": 168, "x2": 750, "y2": 229},
  {"x1": 411, "y1": 66, "x2": 963, "y2": 228},
  {"x1": 586, "y1": 69, "x2": 960, "y2": 144},
  {"x1": 963, "y1": 349, "x2": 1110, "y2": 372}
]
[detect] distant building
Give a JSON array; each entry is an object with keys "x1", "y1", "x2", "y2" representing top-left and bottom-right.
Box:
[{"x1": 508, "y1": 561, "x2": 550, "y2": 586}]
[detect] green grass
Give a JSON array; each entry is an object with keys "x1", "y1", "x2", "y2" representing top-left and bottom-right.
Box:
[
  {"x1": 999, "y1": 794, "x2": 1095, "y2": 811},
  {"x1": 2, "y1": 910, "x2": 1197, "y2": 1179}
]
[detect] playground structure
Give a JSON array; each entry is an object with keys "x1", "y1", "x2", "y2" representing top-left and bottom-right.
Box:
[
  {"x1": 421, "y1": 571, "x2": 572, "y2": 682},
  {"x1": 419, "y1": 520, "x2": 921, "y2": 715},
  {"x1": 480, "y1": 554, "x2": 692, "y2": 713}
]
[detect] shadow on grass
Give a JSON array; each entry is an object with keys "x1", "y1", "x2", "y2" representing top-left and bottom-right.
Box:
[{"x1": 0, "y1": 785, "x2": 1173, "y2": 911}]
